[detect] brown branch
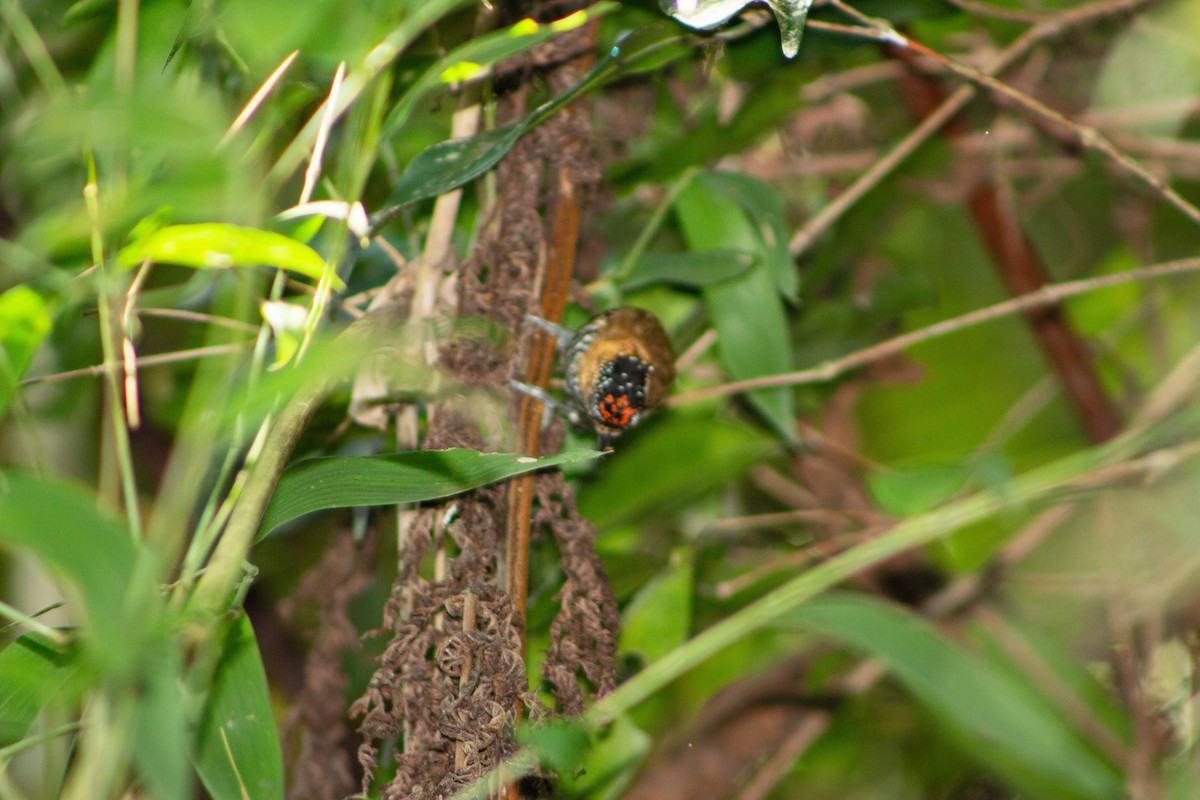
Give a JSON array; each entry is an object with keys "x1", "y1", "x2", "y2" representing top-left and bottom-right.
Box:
[
  {"x1": 671, "y1": 256, "x2": 1200, "y2": 405},
  {"x1": 504, "y1": 113, "x2": 588, "y2": 635},
  {"x1": 891, "y1": 44, "x2": 1122, "y2": 442},
  {"x1": 501, "y1": 22, "x2": 598, "y2": 800},
  {"x1": 790, "y1": 0, "x2": 1163, "y2": 258},
  {"x1": 827, "y1": 0, "x2": 1200, "y2": 229}
]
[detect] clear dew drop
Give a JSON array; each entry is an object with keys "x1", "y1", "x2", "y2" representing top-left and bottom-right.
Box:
[{"x1": 660, "y1": 0, "x2": 813, "y2": 59}]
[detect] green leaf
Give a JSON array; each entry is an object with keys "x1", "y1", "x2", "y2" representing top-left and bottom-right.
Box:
[
  {"x1": 385, "y1": 121, "x2": 530, "y2": 210},
  {"x1": 786, "y1": 593, "x2": 1124, "y2": 800},
  {"x1": 868, "y1": 462, "x2": 971, "y2": 517},
  {"x1": 675, "y1": 176, "x2": 796, "y2": 441},
  {"x1": 133, "y1": 644, "x2": 190, "y2": 800},
  {"x1": 705, "y1": 267, "x2": 796, "y2": 441},
  {"x1": 382, "y1": 22, "x2": 663, "y2": 213},
  {"x1": 577, "y1": 415, "x2": 776, "y2": 528},
  {"x1": 118, "y1": 224, "x2": 342, "y2": 288},
  {"x1": 0, "y1": 633, "x2": 78, "y2": 746},
  {"x1": 617, "y1": 249, "x2": 755, "y2": 290},
  {"x1": 0, "y1": 474, "x2": 137, "y2": 648},
  {"x1": 698, "y1": 171, "x2": 797, "y2": 301},
  {"x1": 560, "y1": 714, "x2": 651, "y2": 799},
  {"x1": 0, "y1": 286, "x2": 52, "y2": 421},
  {"x1": 1090, "y1": 0, "x2": 1200, "y2": 138},
  {"x1": 259, "y1": 448, "x2": 604, "y2": 538},
  {"x1": 518, "y1": 718, "x2": 591, "y2": 773},
  {"x1": 380, "y1": 7, "x2": 614, "y2": 140},
  {"x1": 619, "y1": 548, "x2": 693, "y2": 662},
  {"x1": 194, "y1": 616, "x2": 284, "y2": 800}
]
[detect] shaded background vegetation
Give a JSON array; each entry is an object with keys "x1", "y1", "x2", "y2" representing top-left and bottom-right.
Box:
[{"x1": 4, "y1": 0, "x2": 1200, "y2": 798}]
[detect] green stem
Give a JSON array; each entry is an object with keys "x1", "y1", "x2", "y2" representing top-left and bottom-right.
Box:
[
  {"x1": 611, "y1": 166, "x2": 699, "y2": 282},
  {"x1": 84, "y1": 174, "x2": 143, "y2": 541},
  {"x1": 186, "y1": 380, "x2": 328, "y2": 616},
  {"x1": 452, "y1": 422, "x2": 1181, "y2": 799},
  {"x1": 0, "y1": 722, "x2": 82, "y2": 761},
  {"x1": 0, "y1": 601, "x2": 66, "y2": 646}
]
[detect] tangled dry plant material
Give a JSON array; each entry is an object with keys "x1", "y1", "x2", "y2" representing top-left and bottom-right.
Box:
[{"x1": 282, "y1": 15, "x2": 619, "y2": 798}]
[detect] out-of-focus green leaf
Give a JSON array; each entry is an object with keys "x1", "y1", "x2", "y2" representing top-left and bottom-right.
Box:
[
  {"x1": 619, "y1": 548, "x2": 693, "y2": 662},
  {"x1": 1090, "y1": 0, "x2": 1200, "y2": 138},
  {"x1": 617, "y1": 249, "x2": 754, "y2": 290},
  {"x1": 194, "y1": 616, "x2": 283, "y2": 800},
  {"x1": 259, "y1": 448, "x2": 603, "y2": 538},
  {"x1": 705, "y1": 267, "x2": 795, "y2": 439},
  {"x1": 381, "y1": 22, "x2": 686, "y2": 213},
  {"x1": 260, "y1": 301, "x2": 307, "y2": 370},
  {"x1": 518, "y1": 718, "x2": 591, "y2": 773},
  {"x1": 868, "y1": 462, "x2": 971, "y2": 517},
  {"x1": 0, "y1": 474, "x2": 136, "y2": 648},
  {"x1": 605, "y1": 21, "x2": 689, "y2": 76},
  {"x1": 133, "y1": 644, "x2": 190, "y2": 800},
  {"x1": 561, "y1": 714, "x2": 651, "y2": 799},
  {"x1": 0, "y1": 633, "x2": 78, "y2": 746},
  {"x1": 578, "y1": 414, "x2": 776, "y2": 527},
  {"x1": 1063, "y1": 247, "x2": 1142, "y2": 336},
  {"x1": 698, "y1": 171, "x2": 797, "y2": 301},
  {"x1": 676, "y1": 176, "x2": 795, "y2": 441},
  {"x1": 786, "y1": 593, "x2": 1124, "y2": 800},
  {"x1": 966, "y1": 614, "x2": 1131, "y2": 750},
  {"x1": 118, "y1": 224, "x2": 341, "y2": 288},
  {"x1": 381, "y1": 7, "x2": 614, "y2": 140},
  {"x1": 0, "y1": 286, "x2": 52, "y2": 420}
]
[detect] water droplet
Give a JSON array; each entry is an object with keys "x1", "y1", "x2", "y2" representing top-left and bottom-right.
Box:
[{"x1": 660, "y1": 0, "x2": 813, "y2": 59}]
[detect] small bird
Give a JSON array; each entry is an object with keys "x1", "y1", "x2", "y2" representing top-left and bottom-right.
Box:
[{"x1": 515, "y1": 307, "x2": 676, "y2": 447}]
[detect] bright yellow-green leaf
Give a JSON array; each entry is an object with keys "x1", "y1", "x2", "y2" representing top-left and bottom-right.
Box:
[
  {"x1": 550, "y1": 9, "x2": 588, "y2": 31},
  {"x1": 0, "y1": 286, "x2": 52, "y2": 420},
  {"x1": 510, "y1": 18, "x2": 539, "y2": 35},
  {"x1": 119, "y1": 224, "x2": 343, "y2": 289},
  {"x1": 440, "y1": 61, "x2": 483, "y2": 82}
]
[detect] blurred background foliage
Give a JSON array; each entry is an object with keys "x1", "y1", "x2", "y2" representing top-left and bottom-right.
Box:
[{"x1": 4, "y1": 0, "x2": 1200, "y2": 798}]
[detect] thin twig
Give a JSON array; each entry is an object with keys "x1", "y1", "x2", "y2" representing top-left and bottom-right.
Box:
[
  {"x1": 673, "y1": 327, "x2": 717, "y2": 373},
  {"x1": 0, "y1": 600, "x2": 68, "y2": 646},
  {"x1": 889, "y1": 30, "x2": 1200, "y2": 229},
  {"x1": 300, "y1": 61, "x2": 346, "y2": 205},
  {"x1": 115, "y1": 307, "x2": 261, "y2": 334},
  {"x1": 824, "y1": 0, "x2": 1199, "y2": 227},
  {"x1": 789, "y1": 0, "x2": 1161, "y2": 258},
  {"x1": 670, "y1": 256, "x2": 1200, "y2": 405},
  {"x1": 20, "y1": 344, "x2": 248, "y2": 386},
  {"x1": 221, "y1": 50, "x2": 300, "y2": 145},
  {"x1": 942, "y1": 0, "x2": 1053, "y2": 22}
]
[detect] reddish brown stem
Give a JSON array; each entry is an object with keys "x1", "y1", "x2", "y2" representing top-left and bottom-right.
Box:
[{"x1": 892, "y1": 48, "x2": 1123, "y2": 443}]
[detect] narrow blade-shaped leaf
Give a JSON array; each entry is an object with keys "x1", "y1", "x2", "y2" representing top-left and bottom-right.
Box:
[
  {"x1": 0, "y1": 633, "x2": 78, "y2": 746},
  {"x1": 119, "y1": 224, "x2": 341, "y2": 288},
  {"x1": 384, "y1": 121, "x2": 529, "y2": 210},
  {"x1": 0, "y1": 474, "x2": 136, "y2": 647},
  {"x1": 194, "y1": 616, "x2": 283, "y2": 800},
  {"x1": 133, "y1": 643, "x2": 190, "y2": 800},
  {"x1": 259, "y1": 448, "x2": 603, "y2": 538},
  {"x1": 381, "y1": 6, "x2": 614, "y2": 140},
  {"x1": 618, "y1": 250, "x2": 754, "y2": 290},
  {"x1": 786, "y1": 593, "x2": 1124, "y2": 800},
  {"x1": 699, "y1": 171, "x2": 797, "y2": 300},
  {"x1": 0, "y1": 286, "x2": 52, "y2": 420},
  {"x1": 675, "y1": 177, "x2": 795, "y2": 441}
]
